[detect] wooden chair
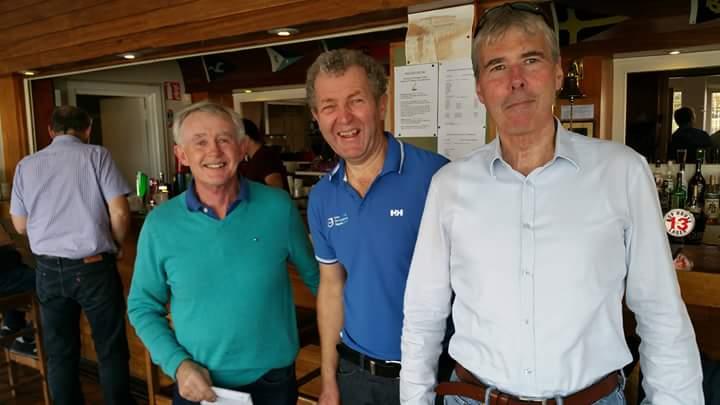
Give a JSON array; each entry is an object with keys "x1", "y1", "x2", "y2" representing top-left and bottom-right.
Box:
[{"x1": 0, "y1": 291, "x2": 51, "y2": 405}]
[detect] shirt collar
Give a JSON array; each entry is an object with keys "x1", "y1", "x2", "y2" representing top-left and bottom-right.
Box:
[
  {"x1": 50, "y1": 134, "x2": 84, "y2": 145},
  {"x1": 328, "y1": 132, "x2": 405, "y2": 183},
  {"x1": 185, "y1": 177, "x2": 249, "y2": 218},
  {"x1": 489, "y1": 119, "x2": 581, "y2": 176}
]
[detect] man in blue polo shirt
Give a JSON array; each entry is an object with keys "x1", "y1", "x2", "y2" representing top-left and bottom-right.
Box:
[{"x1": 305, "y1": 49, "x2": 448, "y2": 405}]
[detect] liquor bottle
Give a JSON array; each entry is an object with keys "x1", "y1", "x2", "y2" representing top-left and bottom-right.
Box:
[
  {"x1": 661, "y1": 162, "x2": 675, "y2": 213},
  {"x1": 671, "y1": 171, "x2": 686, "y2": 210},
  {"x1": 705, "y1": 175, "x2": 720, "y2": 226},
  {"x1": 686, "y1": 158, "x2": 706, "y2": 211}
]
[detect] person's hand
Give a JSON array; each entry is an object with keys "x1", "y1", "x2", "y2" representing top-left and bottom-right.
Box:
[
  {"x1": 176, "y1": 360, "x2": 217, "y2": 402},
  {"x1": 318, "y1": 377, "x2": 341, "y2": 405}
]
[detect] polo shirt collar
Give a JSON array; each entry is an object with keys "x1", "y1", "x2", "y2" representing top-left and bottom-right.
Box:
[
  {"x1": 489, "y1": 119, "x2": 581, "y2": 176},
  {"x1": 328, "y1": 132, "x2": 405, "y2": 183},
  {"x1": 185, "y1": 177, "x2": 249, "y2": 218}
]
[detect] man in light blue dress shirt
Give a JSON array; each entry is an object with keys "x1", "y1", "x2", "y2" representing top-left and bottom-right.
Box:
[{"x1": 400, "y1": 3, "x2": 704, "y2": 405}]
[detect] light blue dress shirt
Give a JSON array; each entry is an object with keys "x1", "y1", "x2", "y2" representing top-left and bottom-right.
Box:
[{"x1": 400, "y1": 124, "x2": 703, "y2": 404}]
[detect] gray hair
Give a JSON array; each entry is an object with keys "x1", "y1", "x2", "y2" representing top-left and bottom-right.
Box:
[
  {"x1": 471, "y1": 6, "x2": 560, "y2": 79},
  {"x1": 172, "y1": 101, "x2": 246, "y2": 144},
  {"x1": 305, "y1": 49, "x2": 387, "y2": 111}
]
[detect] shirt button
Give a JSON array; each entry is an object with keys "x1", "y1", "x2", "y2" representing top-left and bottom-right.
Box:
[
  {"x1": 524, "y1": 319, "x2": 530, "y2": 325},
  {"x1": 524, "y1": 368, "x2": 533, "y2": 375},
  {"x1": 202, "y1": 208, "x2": 208, "y2": 213},
  {"x1": 523, "y1": 223, "x2": 531, "y2": 229}
]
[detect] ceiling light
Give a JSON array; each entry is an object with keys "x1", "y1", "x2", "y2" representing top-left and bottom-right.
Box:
[
  {"x1": 21, "y1": 71, "x2": 36, "y2": 76},
  {"x1": 122, "y1": 53, "x2": 137, "y2": 60},
  {"x1": 243, "y1": 89, "x2": 253, "y2": 93},
  {"x1": 268, "y1": 28, "x2": 299, "y2": 37},
  {"x1": 669, "y1": 50, "x2": 681, "y2": 55}
]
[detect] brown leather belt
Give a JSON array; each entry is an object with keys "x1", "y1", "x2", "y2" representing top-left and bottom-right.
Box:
[{"x1": 435, "y1": 364, "x2": 620, "y2": 405}]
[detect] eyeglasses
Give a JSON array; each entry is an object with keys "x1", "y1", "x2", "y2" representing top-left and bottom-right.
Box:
[{"x1": 474, "y1": 2, "x2": 553, "y2": 38}]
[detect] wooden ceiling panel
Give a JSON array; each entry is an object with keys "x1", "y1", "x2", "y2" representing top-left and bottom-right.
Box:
[
  {"x1": 0, "y1": 0, "x2": 425, "y2": 76},
  {"x1": 0, "y1": 0, "x2": 109, "y2": 31},
  {"x1": 0, "y1": 0, "x2": 44, "y2": 15}
]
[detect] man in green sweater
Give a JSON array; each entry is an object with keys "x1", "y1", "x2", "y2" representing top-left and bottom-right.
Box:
[{"x1": 128, "y1": 101, "x2": 319, "y2": 405}]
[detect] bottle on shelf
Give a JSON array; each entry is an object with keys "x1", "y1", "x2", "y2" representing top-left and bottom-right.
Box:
[
  {"x1": 671, "y1": 171, "x2": 686, "y2": 210},
  {"x1": 660, "y1": 161, "x2": 675, "y2": 214},
  {"x1": 685, "y1": 156, "x2": 706, "y2": 244},
  {"x1": 705, "y1": 175, "x2": 720, "y2": 226}
]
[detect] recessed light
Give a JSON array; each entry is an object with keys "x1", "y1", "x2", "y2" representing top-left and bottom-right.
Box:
[
  {"x1": 669, "y1": 50, "x2": 681, "y2": 55},
  {"x1": 267, "y1": 28, "x2": 299, "y2": 37},
  {"x1": 122, "y1": 53, "x2": 137, "y2": 60},
  {"x1": 243, "y1": 89, "x2": 253, "y2": 93},
  {"x1": 21, "y1": 71, "x2": 36, "y2": 76}
]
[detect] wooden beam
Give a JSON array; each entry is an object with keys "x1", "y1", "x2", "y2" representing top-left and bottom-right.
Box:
[{"x1": 0, "y1": 74, "x2": 29, "y2": 182}]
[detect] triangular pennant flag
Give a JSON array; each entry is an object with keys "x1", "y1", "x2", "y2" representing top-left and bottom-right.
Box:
[{"x1": 266, "y1": 47, "x2": 303, "y2": 72}]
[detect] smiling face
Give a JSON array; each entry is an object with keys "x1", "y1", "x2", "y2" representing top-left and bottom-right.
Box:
[
  {"x1": 174, "y1": 111, "x2": 245, "y2": 192},
  {"x1": 311, "y1": 65, "x2": 387, "y2": 166},
  {"x1": 474, "y1": 27, "x2": 563, "y2": 138}
]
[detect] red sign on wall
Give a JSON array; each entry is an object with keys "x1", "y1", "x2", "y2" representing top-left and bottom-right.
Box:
[{"x1": 164, "y1": 81, "x2": 181, "y2": 101}]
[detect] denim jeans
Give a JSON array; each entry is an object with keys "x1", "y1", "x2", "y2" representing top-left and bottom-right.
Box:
[
  {"x1": 0, "y1": 264, "x2": 36, "y2": 331},
  {"x1": 443, "y1": 371, "x2": 626, "y2": 405},
  {"x1": 172, "y1": 363, "x2": 298, "y2": 405},
  {"x1": 35, "y1": 254, "x2": 135, "y2": 405},
  {"x1": 337, "y1": 358, "x2": 400, "y2": 405}
]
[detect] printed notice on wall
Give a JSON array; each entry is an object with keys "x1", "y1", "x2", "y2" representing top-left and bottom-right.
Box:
[
  {"x1": 437, "y1": 60, "x2": 486, "y2": 160},
  {"x1": 406, "y1": 4, "x2": 474, "y2": 64},
  {"x1": 394, "y1": 63, "x2": 439, "y2": 138}
]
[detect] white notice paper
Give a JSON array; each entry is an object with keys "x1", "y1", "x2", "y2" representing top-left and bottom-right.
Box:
[
  {"x1": 560, "y1": 104, "x2": 594, "y2": 121},
  {"x1": 201, "y1": 387, "x2": 253, "y2": 405},
  {"x1": 405, "y1": 4, "x2": 475, "y2": 64},
  {"x1": 394, "y1": 63, "x2": 439, "y2": 138},
  {"x1": 437, "y1": 60, "x2": 487, "y2": 160}
]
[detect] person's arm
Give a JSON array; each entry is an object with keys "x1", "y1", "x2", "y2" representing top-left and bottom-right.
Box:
[
  {"x1": 400, "y1": 176, "x2": 453, "y2": 405},
  {"x1": 127, "y1": 218, "x2": 197, "y2": 388},
  {"x1": 264, "y1": 173, "x2": 285, "y2": 190},
  {"x1": 623, "y1": 153, "x2": 704, "y2": 404},
  {"x1": 107, "y1": 195, "x2": 130, "y2": 252},
  {"x1": 286, "y1": 198, "x2": 319, "y2": 294},
  {"x1": 10, "y1": 215, "x2": 27, "y2": 236},
  {"x1": 317, "y1": 262, "x2": 345, "y2": 405}
]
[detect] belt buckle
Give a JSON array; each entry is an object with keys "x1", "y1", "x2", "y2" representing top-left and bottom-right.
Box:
[
  {"x1": 517, "y1": 396, "x2": 548, "y2": 404},
  {"x1": 368, "y1": 359, "x2": 377, "y2": 375}
]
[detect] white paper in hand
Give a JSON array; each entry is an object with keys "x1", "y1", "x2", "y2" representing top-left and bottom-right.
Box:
[{"x1": 200, "y1": 386, "x2": 253, "y2": 405}]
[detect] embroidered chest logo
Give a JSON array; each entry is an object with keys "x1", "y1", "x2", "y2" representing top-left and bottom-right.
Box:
[
  {"x1": 327, "y1": 214, "x2": 350, "y2": 228},
  {"x1": 389, "y1": 209, "x2": 404, "y2": 217}
]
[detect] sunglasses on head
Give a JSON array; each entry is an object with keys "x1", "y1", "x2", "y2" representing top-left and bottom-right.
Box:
[{"x1": 474, "y1": 2, "x2": 553, "y2": 37}]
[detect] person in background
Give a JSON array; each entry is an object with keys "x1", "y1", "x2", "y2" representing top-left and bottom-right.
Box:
[
  {"x1": 305, "y1": 49, "x2": 449, "y2": 405},
  {"x1": 400, "y1": 3, "x2": 703, "y2": 405},
  {"x1": 128, "y1": 101, "x2": 319, "y2": 405},
  {"x1": 0, "y1": 223, "x2": 37, "y2": 356},
  {"x1": 668, "y1": 106, "x2": 712, "y2": 163},
  {"x1": 10, "y1": 105, "x2": 135, "y2": 405},
  {"x1": 237, "y1": 118, "x2": 289, "y2": 191}
]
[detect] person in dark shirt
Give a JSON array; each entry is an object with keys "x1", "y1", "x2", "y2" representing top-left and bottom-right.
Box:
[
  {"x1": 237, "y1": 118, "x2": 289, "y2": 191},
  {"x1": 668, "y1": 107, "x2": 712, "y2": 163}
]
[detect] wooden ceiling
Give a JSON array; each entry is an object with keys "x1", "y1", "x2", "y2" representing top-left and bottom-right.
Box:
[
  {"x1": 0, "y1": 0, "x2": 430, "y2": 76},
  {"x1": 1, "y1": 0, "x2": 718, "y2": 77}
]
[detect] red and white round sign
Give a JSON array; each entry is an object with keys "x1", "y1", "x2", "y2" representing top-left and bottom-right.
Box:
[{"x1": 664, "y1": 209, "x2": 695, "y2": 237}]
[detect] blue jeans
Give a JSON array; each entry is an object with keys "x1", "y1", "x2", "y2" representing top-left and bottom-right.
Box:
[
  {"x1": 443, "y1": 371, "x2": 626, "y2": 405},
  {"x1": 35, "y1": 254, "x2": 135, "y2": 405},
  {"x1": 337, "y1": 358, "x2": 400, "y2": 405},
  {"x1": 172, "y1": 363, "x2": 298, "y2": 405},
  {"x1": 0, "y1": 263, "x2": 36, "y2": 331}
]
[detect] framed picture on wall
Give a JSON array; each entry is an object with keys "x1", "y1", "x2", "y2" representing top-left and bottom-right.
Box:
[{"x1": 562, "y1": 121, "x2": 594, "y2": 137}]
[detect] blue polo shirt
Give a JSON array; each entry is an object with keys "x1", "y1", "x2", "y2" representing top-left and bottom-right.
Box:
[
  {"x1": 308, "y1": 133, "x2": 448, "y2": 360},
  {"x1": 185, "y1": 177, "x2": 249, "y2": 219}
]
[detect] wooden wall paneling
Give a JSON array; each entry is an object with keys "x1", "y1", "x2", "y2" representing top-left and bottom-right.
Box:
[
  {"x1": 0, "y1": 0, "x2": 110, "y2": 33},
  {"x1": 0, "y1": 74, "x2": 29, "y2": 181},
  {"x1": 30, "y1": 79, "x2": 54, "y2": 151},
  {"x1": 0, "y1": 0, "x2": 44, "y2": 14},
  {"x1": 599, "y1": 57, "x2": 613, "y2": 140}
]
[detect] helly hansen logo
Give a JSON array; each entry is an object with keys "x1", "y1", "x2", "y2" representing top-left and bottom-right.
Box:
[{"x1": 390, "y1": 209, "x2": 404, "y2": 217}]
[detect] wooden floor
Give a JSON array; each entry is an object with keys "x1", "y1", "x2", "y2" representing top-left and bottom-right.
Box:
[{"x1": 0, "y1": 345, "x2": 322, "y2": 405}]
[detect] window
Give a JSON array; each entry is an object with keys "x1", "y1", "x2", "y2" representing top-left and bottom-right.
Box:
[
  {"x1": 672, "y1": 90, "x2": 683, "y2": 133},
  {"x1": 711, "y1": 91, "x2": 720, "y2": 135}
]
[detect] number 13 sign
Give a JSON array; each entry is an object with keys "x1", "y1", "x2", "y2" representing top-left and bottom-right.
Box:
[{"x1": 665, "y1": 209, "x2": 695, "y2": 237}]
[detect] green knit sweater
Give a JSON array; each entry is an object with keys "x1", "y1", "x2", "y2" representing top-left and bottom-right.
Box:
[{"x1": 128, "y1": 181, "x2": 319, "y2": 387}]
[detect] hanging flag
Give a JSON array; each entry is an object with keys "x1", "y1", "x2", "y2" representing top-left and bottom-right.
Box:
[
  {"x1": 201, "y1": 55, "x2": 234, "y2": 82},
  {"x1": 265, "y1": 48, "x2": 302, "y2": 72},
  {"x1": 690, "y1": 0, "x2": 720, "y2": 24}
]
